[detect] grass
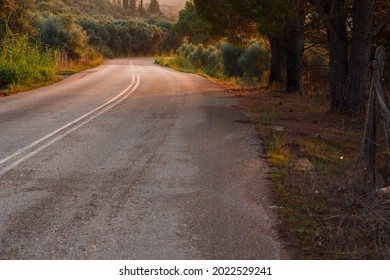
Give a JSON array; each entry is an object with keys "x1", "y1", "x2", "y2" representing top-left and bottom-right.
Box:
[
  {"x1": 155, "y1": 56, "x2": 196, "y2": 73},
  {"x1": 0, "y1": 29, "x2": 105, "y2": 96},
  {"x1": 0, "y1": 32, "x2": 59, "y2": 94},
  {"x1": 237, "y1": 89, "x2": 390, "y2": 259}
]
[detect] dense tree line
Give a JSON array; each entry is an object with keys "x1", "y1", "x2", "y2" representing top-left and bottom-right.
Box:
[
  {"x1": 77, "y1": 17, "x2": 165, "y2": 56},
  {"x1": 0, "y1": 0, "x2": 182, "y2": 59},
  {"x1": 193, "y1": 0, "x2": 390, "y2": 112}
]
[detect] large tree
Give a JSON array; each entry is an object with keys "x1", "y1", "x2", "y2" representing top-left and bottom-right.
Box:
[
  {"x1": 149, "y1": 0, "x2": 160, "y2": 14},
  {"x1": 342, "y1": 0, "x2": 374, "y2": 111},
  {"x1": 174, "y1": 1, "x2": 212, "y2": 44},
  {"x1": 138, "y1": 0, "x2": 144, "y2": 15},
  {"x1": 194, "y1": 0, "x2": 305, "y2": 93},
  {"x1": 129, "y1": 0, "x2": 137, "y2": 15},
  {"x1": 123, "y1": 0, "x2": 129, "y2": 9},
  {"x1": 313, "y1": 0, "x2": 387, "y2": 112},
  {"x1": 195, "y1": 0, "x2": 389, "y2": 111}
]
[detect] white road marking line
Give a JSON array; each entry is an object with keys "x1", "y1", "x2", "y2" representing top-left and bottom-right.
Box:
[{"x1": 0, "y1": 62, "x2": 140, "y2": 175}]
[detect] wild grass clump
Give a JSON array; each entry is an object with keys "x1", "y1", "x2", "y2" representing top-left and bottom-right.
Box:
[{"x1": 0, "y1": 31, "x2": 57, "y2": 91}]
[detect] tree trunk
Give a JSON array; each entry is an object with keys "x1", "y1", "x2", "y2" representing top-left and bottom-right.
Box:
[
  {"x1": 284, "y1": 8, "x2": 305, "y2": 94},
  {"x1": 268, "y1": 35, "x2": 286, "y2": 87},
  {"x1": 342, "y1": 0, "x2": 374, "y2": 112},
  {"x1": 322, "y1": 0, "x2": 349, "y2": 109}
]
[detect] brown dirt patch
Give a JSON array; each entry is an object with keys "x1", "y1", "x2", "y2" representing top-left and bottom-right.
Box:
[{"x1": 225, "y1": 87, "x2": 390, "y2": 259}]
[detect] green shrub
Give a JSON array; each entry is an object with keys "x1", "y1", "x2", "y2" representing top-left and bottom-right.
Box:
[
  {"x1": 205, "y1": 46, "x2": 222, "y2": 70},
  {"x1": 35, "y1": 13, "x2": 88, "y2": 60},
  {"x1": 176, "y1": 55, "x2": 196, "y2": 73},
  {"x1": 238, "y1": 42, "x2": 269, "y2": 80},
  {"x1": 188, "y1": 45, "x2": 208, "y2": 67},
  {"x1": 220, "y1": 42, "x2": 244, "y2": 77},
  {"x1": 177, "y1": 43, "x2": 197, "y2": 57}
]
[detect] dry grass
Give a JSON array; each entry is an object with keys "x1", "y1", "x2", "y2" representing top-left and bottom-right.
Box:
[{"x1": 224, "y1": 87, "x2": 390, "y2": 259}]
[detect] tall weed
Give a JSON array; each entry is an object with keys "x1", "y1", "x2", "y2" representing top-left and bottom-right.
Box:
[{"x1": 0, "y1": 31, "x2": 57, "y2": 90}]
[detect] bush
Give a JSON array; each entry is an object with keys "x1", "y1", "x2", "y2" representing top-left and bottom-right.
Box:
[
  {"x1": 220, "y1": 42, "x2": 244, "y2": 77},
  {"x1": 177, "y1": 43, "x2": 197, "y2": 57},
  {"x1": 205, "y1": 46, "x2": 222, "y2": 69},
  {"x1": 238, "y1": 42, "x2": 269, "y2": 80},
  {"x1": 0, "y1": 32, "x2": 57, "y2": 90},
  {"x1": 34, "y1": 13, "x2": 89, "y2": 60},
  {"x1": 188, "y1": 45, "x2": 208, "y2": 68}
]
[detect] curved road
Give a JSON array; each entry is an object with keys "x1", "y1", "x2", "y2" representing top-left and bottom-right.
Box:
[{"x1": 0, "y1": 58, "x2": 286, "y2": 259}]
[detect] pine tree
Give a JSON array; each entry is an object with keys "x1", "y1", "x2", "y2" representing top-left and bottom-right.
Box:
[
  {"x1": 130, "y1": 0, "x2": 137, "y2": 15},
  {"x1": 139, "y1": 0, "x2": 144, "y2": 15},
  {"x1": 123, "y1": 0, "x2": 129, "y2": 9},
  {"x1": 149, "y1": 0, "x2": 160, "y2": 14}
]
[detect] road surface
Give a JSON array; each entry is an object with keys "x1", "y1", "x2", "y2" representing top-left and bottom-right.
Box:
[{"x1": 0, "y1": 58, "x2": 286, "y2": 259}]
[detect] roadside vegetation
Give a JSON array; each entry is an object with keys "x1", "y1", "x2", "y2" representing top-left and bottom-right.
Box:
[
  {"x1": 156, "y1": 40, "x2": 271, "y2": 86},
  {"x1": 0, "y1": 30, "x2": 59, "y2": 95}
]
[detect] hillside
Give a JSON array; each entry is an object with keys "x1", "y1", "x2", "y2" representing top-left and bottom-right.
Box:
[{"x1": 36, "y1": 0, "x2": 186, "y2": 20}]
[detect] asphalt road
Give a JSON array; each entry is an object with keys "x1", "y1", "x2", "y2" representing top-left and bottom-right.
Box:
[{"x1": 0, "y1": 58, "x2": 286, "y2": 259}]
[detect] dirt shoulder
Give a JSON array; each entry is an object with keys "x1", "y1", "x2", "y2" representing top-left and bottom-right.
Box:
[{"x1": 222, "y1": 86, "x2": 390, "y2": 259}]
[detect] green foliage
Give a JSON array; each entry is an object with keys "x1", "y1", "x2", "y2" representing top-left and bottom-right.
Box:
[
  {"x1": 34, "y1": 13, "x2": 89, "y2": 59},
  {"x1": 177, "y1": 43, "x2": 196, "y2": 56},
  {"x1": 173, "y1": 41, "x2": 270, "y2": 82},
  {"x1": 176, "y1": 43, "x2": 222, "y2": 75},
  {"x1": 193, "y1": 0, "x2": 257, "y2": 44},
  {"x1": 76, "y1": 17, "x2": 165, "y2": 57},
  {"x1": 238, "y1": 42, "x2": 269, "y2": 80},
  {"x1": 0, "y1": 31, "x2": 57, "y2": 90},
  {"x1": 220, "y1": 42, "x2": 244, "y2": 77},
  {"x1": 0, "y1": 0, "x2": 36, "y2": 34},
  {"x1": 155, "y1": 55, "x2": 196, "y2": 73},
  {"x1": 174, "y1": 1, "x2": 211, "y2": 44}
]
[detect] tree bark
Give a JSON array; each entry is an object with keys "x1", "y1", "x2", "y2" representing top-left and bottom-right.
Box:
[
  {"x1": 322, "y1": 0, "x2": 349, "y2": 109},
  {"x1": 284, "y1": 8, "x2": 305, "y2": 94},
  {"x1": 342, "y1": 0, "x2": 374, "y2": 112},
  {"x1": 268, "y1": 35, "x2": 286, "y2": 86}
]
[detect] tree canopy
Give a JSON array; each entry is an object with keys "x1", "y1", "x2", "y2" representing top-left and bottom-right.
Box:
[{"x1": 193, "y1": 0, "x2": 390, "y2": 111}]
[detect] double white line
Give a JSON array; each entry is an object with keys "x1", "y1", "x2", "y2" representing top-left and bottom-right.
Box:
[{"x1": 0, "y1": 62, "x2": 141, "y2": 176}]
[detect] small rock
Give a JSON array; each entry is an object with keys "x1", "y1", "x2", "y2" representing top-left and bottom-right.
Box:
[
  {"x1": 293, "y1": 157, "x2": 314, "y2": 172},
  {"x1": 272, "y1": 125, "x2": 285, "y2": 132}
]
